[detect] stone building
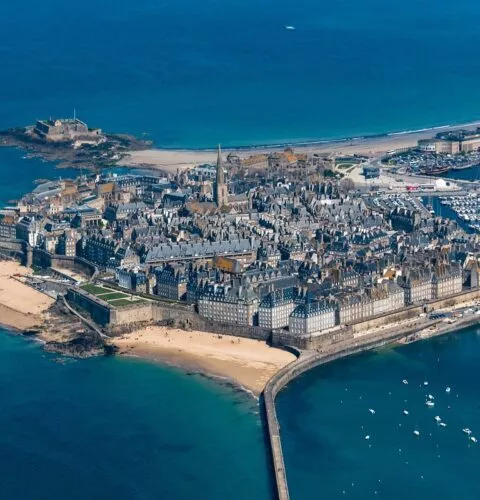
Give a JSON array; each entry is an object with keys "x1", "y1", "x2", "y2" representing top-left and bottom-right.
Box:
[
  {"x1": 155, "y1": 263, "x2": 188, "y2": 301},
  {"x1": 116, "y1": 268, "x2": 147, "y2": 293},
  {"x1": 399, "y1": 268, "x2": 433, "y2": 305},
  {"x1": 289, "y1": 300, "x2": 336, "y2": 336},
  {"x1": 0, "y1": 215, "x2": 17, "y2": 240},
  {"x1": 57, "y1": 229, "x2": 79, "y2": 257},
  {"x1": 337, "y1": 292, "x2": 371, "y2": 325},
  {"x1": 431, "y1": 263, "x2": 462, "y2": 299},
  {"x1": 198, "y1": 282, "x2": 258, "y2": 326},
  {"x1": 258, "y1": 286, "x2": 306, "y2": 330},
  {"x1": 34, "y1": 117, "x2": 103, "y2": 143},
  {"x1": 368, "y1": 282, "x2": 405, "y2": 316},
  {"x1": 389, "y1": 208, "x2": 422, "y2": 233}
]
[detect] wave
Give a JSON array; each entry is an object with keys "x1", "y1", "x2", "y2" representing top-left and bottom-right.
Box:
[{"x1": 157, "y1": 118, "x2": 480, "y2": 153}]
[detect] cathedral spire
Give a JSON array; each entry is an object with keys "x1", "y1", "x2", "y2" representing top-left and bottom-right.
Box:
[
  {"x1": 216, "y1": 144, "x2": 224, "y2": 185},
  {"x1": 214, "y1": 143, "x2": 228, "y2": 207}
]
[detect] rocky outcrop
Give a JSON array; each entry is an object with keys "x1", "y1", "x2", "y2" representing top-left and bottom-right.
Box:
[{"x1": 43, "y1": 331, "x2": 116, "y2": 358}]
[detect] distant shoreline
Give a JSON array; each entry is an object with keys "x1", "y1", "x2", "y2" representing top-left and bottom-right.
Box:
[
  {"x1": 151, "y1": 118, "x2": 480, "y2": 152},
  {"x1": 120, "y1": 119, "x2": 480, "y2": 173}
]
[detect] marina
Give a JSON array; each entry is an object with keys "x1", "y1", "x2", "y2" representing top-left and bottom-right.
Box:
[{"x1": 438, "y1": 194, "x2": 480, "y2": 232}]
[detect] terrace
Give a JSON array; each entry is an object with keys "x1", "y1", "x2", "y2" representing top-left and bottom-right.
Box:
[{"x1": 80, "y1": 283, "x2": 147, "y2": 308}]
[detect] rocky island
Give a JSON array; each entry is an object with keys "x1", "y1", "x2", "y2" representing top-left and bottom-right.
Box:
[{"x1": 0, "y1": 116, "x2": 152, "y2": 172}]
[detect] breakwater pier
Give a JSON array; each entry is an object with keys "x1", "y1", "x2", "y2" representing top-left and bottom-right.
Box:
[{"x1": 263, "y1": 313, "x2": 480, "y2": 500}]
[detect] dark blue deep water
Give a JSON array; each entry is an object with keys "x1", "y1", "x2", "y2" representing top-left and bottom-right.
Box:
[
  {"x1": 2, "y1": 0, "x2": 480, "y2": 147},
  {"x1": 2, "y1": 1, "x2": 480, "y2": 498},
  {"x1": 277, "y1": 326, "x2": 480, "y2": 499},
  {"x1": 0, "y1": 331, "x2": 272, "y2": 500}
]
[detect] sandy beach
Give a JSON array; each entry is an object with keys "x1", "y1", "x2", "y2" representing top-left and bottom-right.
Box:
[
  {"x1": 119, "y1": 121, "x2": 480, "y2": 173},
  {"x1": 0, "y1": 261, "x2": 54, "y2": 330},
  {"x1": 114, "y1": 325, "x2": 296, "y2": 395}
]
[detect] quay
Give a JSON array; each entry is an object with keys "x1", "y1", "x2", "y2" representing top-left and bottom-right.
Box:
[{"x1": 263, "y1": 308, "x2": 480, "y2": 500}]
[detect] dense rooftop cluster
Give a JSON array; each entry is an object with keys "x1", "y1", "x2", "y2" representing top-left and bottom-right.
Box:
[{"x1": 1, "y1": 146, "x2": 480, "y2": 337}]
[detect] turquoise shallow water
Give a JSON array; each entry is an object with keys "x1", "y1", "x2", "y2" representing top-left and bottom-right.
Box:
[
  {"x1": 277, "y1": 326, "x2": 480, "y2": 499},
  {"x1": 0, "y1": 331, "x2": 272, "y2": 500},
  {"x1": 2, "y1": 0, "x2": 480, "y2": 147}
]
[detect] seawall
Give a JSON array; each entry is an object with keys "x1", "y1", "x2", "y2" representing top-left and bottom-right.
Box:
[{"x1": 263, "y1": 316, "x2": 480, "y2": 500}]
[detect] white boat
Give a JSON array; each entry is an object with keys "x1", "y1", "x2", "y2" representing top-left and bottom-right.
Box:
[
  {"x1": 470, "y1": 436, "x2": 477, "y2": 443},
  {"x1": 445, "y1": 387, "x2": 451, "y2": 393},
  {"x1": 425, "y1": 400, "x2": 435, "y2": 407},
  {"x1": 369, "y1": 408, "x2": 375, "y2": 415},
  {"x1": 439, "y1": 422, "x2": 447, "y2": 428},
  {"x1": 403, "y1": 410, "x2": 409, "y2": 415},
  {"x1": 463, "y1": 428, "x2": 472, "y2": 435},
  {"x1": 284, "y1": 25, "x2": 296, "y2": 30},
  {"x1": 413, "y1": 430, "x2": 420, "y2": 436},
  {"x1": 427, "y1": 394, "x2": 435, "y2": 400},
  {"x1": 423, "y1": 381, "x2": 429, "y2": 386},
  {"x1": 434, "y1": 416, "x2": 442, "y2": 422},
  {"x1": 402, "y1": 379, "x2": 408, "y2": 385},
  {"x1": 365, "y1": 435, "x2": 370, "y2": 440}
]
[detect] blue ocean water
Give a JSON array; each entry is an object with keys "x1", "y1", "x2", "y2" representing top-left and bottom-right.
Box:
[
  {"x1": 0, "y1": 331, "x2": 272, "y2": 500},
  {"x1": 0, "y1": 148, "x2": 77, "y2": 205},
  {"x1": 2, "y1": 0, "x2": 480, "y2": 148},
  {"x1": 2, "y1": 1, "x2": 480, "y2": 498},
  {"x1": 277, "y1": 326, "x2": 480, "y2": 500}
]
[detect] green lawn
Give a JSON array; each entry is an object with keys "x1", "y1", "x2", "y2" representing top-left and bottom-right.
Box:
[
  {"x1": 81, "y1": 284, "x2": 110, "y2": 296},
  {"x1": 108, "y1": 298, "x2": 146, "y2": 307},
  {"x1": 99, "y1": 292, "x2": 128, "y2": 301}
]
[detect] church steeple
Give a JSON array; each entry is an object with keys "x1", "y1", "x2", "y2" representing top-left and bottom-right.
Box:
[
  {"x1": 214, "y1": 144, "x2": 228, "y2": 208},
  {"x1": 216, "y1": 144, "x2": 224, "y2": 185}
]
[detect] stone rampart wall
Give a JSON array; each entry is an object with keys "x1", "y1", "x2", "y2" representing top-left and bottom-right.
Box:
[
  {"x1": 33, "y1": 249, "x2": 97, "y2": 277},
  {"x1": 109, "y1": 301, "x2": 271, "y2": 340},
  {"x1": 273, "y1": 289, "x2": 480, "y2": 350},
  {"x1": 66, "y1": 288, "x2": 111, "y2": 326}
]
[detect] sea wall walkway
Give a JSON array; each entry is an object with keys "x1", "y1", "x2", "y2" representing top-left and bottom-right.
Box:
[
  {"x1": 61, "y1": 295, "x2": 110, "y2": 339},
  {"x1": 263, "y1": 315, "x2": 480, "y2": 500}
]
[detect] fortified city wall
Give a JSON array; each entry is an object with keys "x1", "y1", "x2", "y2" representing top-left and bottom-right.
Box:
[
  {"x1": 272, "y1": 288, "x2": 480, "y2": 349},
  {"x1": 67, "y1": 287, "x2": 271, "y2": 340},
  {"x1": 33, "y1": 248, "x2": 97, "y2": 277},
  {"x1": 110, "y1": 302, "x2": 271, "y2": 340},
  {"x1": 0, "y1": 239, "x2": 25, "y2": 261}
]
